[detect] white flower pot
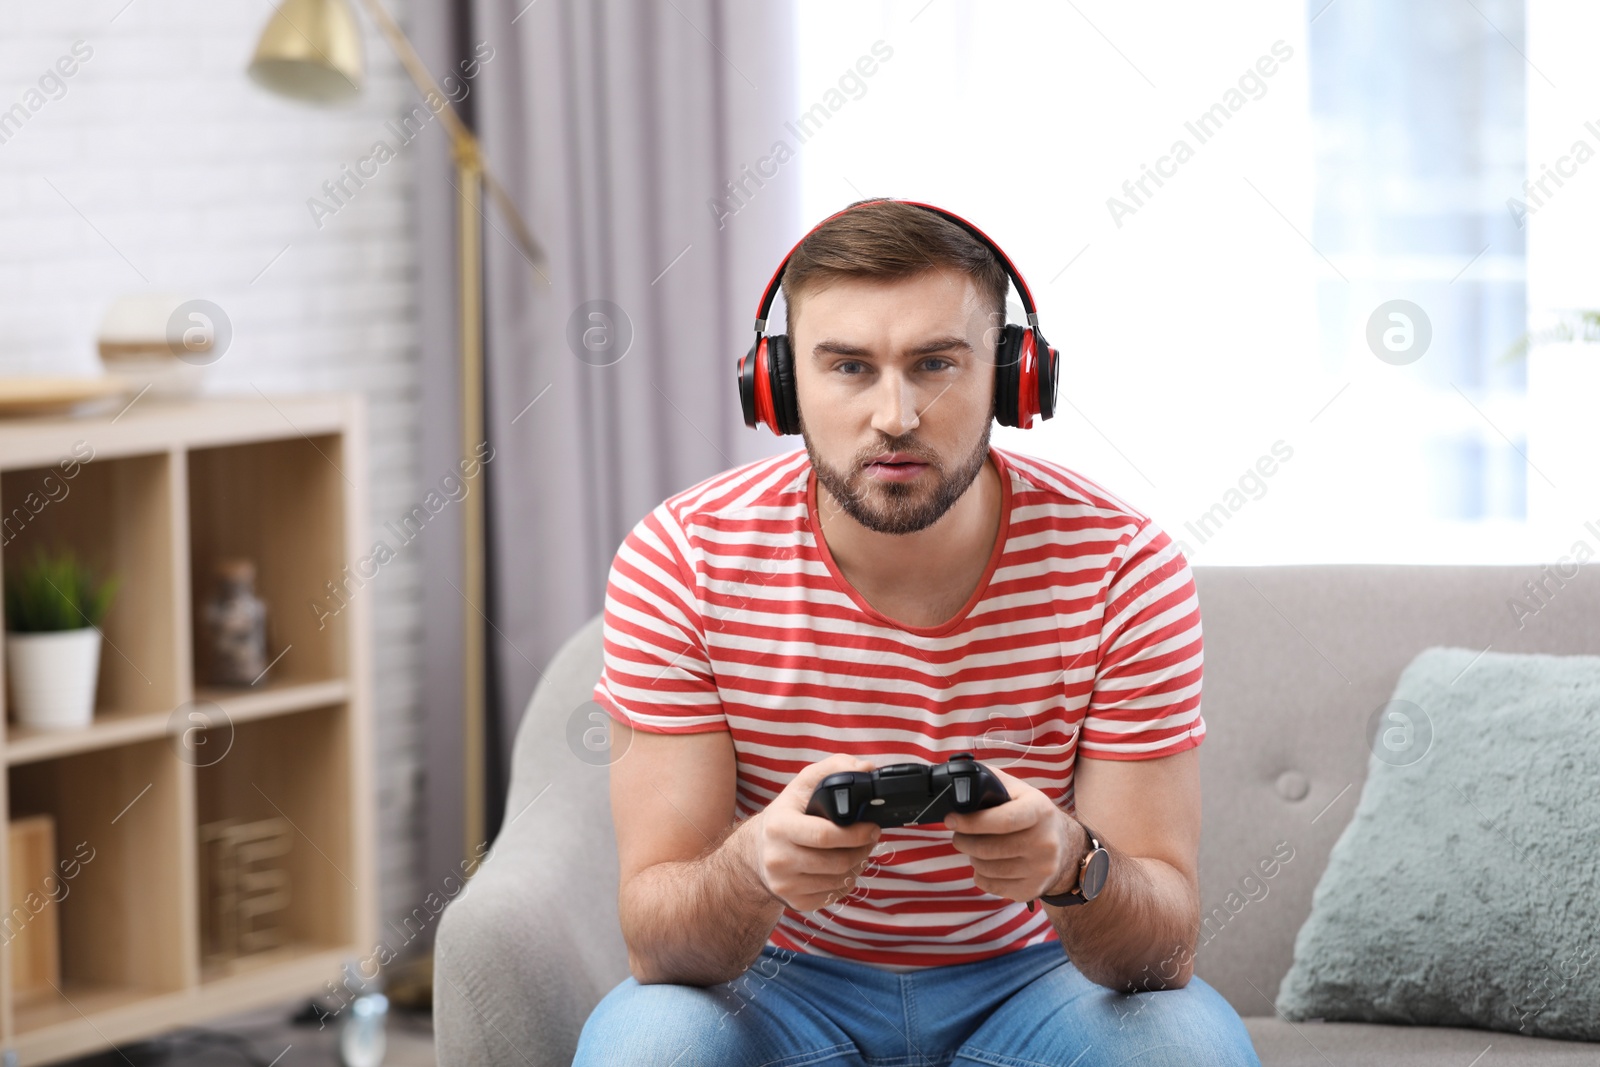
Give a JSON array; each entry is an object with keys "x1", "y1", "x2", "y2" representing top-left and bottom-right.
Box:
[{"x1": 5, "y1": 628, "x2": 102, "y2": 730}]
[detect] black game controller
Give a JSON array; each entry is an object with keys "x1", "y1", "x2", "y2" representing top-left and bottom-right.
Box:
[{"x1": 805, "y1": 753, "x2": 1011, "y2": 828}]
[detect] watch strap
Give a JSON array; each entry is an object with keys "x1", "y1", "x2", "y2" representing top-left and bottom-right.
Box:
[{"x1": 1037, "y1": 821, "x2": 1102, "y2": 907}]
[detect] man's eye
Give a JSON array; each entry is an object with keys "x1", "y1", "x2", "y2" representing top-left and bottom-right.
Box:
[{"x1": 835, "y1": 359, "x2": 952, "y2": 375}]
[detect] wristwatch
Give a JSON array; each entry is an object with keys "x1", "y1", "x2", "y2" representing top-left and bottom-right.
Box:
[{"x1": 1035, "y1": 821, "x2": 1109, "y2": 908}]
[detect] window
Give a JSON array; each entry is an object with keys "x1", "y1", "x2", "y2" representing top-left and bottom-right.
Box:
[{"x1": 794, "y1": 0, "x2": 1567, "y2": 563}]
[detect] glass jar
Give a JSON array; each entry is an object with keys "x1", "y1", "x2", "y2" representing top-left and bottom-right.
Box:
[{"x1": 202, "y1": 558, "x2": 268, "y2": 686}]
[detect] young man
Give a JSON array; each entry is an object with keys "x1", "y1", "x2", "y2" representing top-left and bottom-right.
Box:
[{"x1": 576, "y1": 200, "x2": 1262, "y2": 1065}]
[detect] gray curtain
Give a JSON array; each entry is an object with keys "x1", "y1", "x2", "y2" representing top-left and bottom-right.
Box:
[{"x1": 417, "y1": 0, "x2": 801, "y2": 893}]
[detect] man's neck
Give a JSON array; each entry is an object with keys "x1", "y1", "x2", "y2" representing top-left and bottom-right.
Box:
[{"x1": 817, "y1": 452, "x2": 1002, "y2": 599}]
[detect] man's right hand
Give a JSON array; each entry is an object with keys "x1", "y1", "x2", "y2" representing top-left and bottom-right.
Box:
[{"x1": 745, "y1": 753, "x2": 883, "y2": 913}]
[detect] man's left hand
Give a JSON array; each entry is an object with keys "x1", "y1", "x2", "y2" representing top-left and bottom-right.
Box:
[{"x1": 943, "y1": 766, "x2": 1083, "y2": 904}]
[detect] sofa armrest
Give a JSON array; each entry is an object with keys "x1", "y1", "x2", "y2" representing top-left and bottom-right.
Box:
[
  {"x1": 435, "y1": 611, "x2": 628, "y2": 1066},
  {"x1": 434, "y1": 799, "x2": 622, "y2": 1066}
]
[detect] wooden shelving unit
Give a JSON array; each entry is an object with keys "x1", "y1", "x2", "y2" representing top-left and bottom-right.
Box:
[{"x1": 0, "y1": 394, "x2": 375, "y2": 1065}]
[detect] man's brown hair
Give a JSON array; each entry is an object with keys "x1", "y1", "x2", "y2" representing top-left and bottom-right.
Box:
[{"x1": 779, "y1": 198, "x2": 1010, "y2": 341}]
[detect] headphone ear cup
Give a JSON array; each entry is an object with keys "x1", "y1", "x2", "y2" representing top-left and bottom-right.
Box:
[
  {"x1": 739, "y1": 339, "x2": 762, "y2": 429},
  {"x1": 993, "y1": 324, "x2": 1024, "y2": 428},
  {"x1": 766, "y1": 334, "x2": 800, "y2": 434},
  {"x1": 1038, "y1": 337, "x2": 1060, "y2": 421}
]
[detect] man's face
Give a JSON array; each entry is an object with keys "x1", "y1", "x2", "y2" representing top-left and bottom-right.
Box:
[{"x1": 792, "y1": 269, "x2": 998, "y2": 536}]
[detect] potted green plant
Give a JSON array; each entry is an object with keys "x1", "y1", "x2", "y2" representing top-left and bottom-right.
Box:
[{"x1": 3, "y1": 547, "x2": 119, "y2": 730}]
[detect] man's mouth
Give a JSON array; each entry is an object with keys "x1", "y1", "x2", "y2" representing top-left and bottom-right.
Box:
[
  {"x1": 864, "y1": 453, "x2": 930, "y2": 479},
  {"x1": 866, "y1": 452, "x2": 926, "y2": 468}
]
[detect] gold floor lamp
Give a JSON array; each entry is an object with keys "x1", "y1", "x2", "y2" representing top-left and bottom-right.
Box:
[{"x1": 247, "y1": 0, "x2": 545, "y2": 876}]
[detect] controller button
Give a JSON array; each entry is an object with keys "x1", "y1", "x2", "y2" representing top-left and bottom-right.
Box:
[
  {"x1": 954, "y1": 777, "x2": 971, "y2": 805},
  {"x1": 833, "y1": 787, "x2": 851, "y2": 815}
]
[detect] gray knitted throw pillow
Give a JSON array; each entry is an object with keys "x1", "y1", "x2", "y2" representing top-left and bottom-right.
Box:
[{"x1": 1275, "y1": 646, "x2": 1600, "y2": 1040}]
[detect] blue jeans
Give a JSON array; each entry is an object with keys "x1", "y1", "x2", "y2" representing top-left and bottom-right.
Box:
[{"x1": 572, "y1": 941, "x2": 1262, "y2": 1066}]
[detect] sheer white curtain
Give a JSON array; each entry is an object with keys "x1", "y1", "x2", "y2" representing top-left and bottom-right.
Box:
[{"x1": 794, "y1": 0, "x2": 1562, "y2": 564}]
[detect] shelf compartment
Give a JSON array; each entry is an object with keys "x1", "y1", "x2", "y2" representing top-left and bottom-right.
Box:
[
  {"x1": 187, "y1": 437, "x2": 348, "y2": 693},
  {"x1": 0, "y1": 451, "x2": 181, "y2": 722},
  {"x1": 194, "y1": 703, "x2": 354, "y2": 984},
  {"x1": 7, "y1": 737, "x2": 190, "y2": 1038}
]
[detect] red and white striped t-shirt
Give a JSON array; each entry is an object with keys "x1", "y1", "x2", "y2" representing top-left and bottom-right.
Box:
[{"x1": 593, "y1": 444, "x2": 1204, "y2": 971}]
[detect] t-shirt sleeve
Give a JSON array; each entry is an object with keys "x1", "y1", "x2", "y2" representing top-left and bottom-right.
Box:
[
  {"x1": 1078, "y1": 518, "x2": 1205, "y2": 760},
  {"x1": 591, "y1": 503, "x2": 727, "y2": 734}
]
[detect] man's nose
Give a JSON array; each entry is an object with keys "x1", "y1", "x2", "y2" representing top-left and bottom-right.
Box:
[{"x1": 869, "y1": 370, "x2": 921, "y2": 437}]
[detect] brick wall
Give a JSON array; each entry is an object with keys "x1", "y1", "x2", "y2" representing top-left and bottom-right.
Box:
[{"x1": 0, "y1": 2, "x2": 427, "y2": 951}]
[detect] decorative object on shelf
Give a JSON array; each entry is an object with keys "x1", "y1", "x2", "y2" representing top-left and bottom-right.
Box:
[
  {"x1": 201, "y1": 558, "x2": 270, "y2": 686},
  {"x1": 198, "y1": 815, "x2": 292, "y2": 968},
  {"x1": 0, "y1": 377, "x2": 130, "y2": 418},
  {"x1": 6, "y1": 814, "x2": 61, "y2": 1005},
  {"x1": 97, "y1": 292, "x2": 225, "y2": 397},
  {"x1": 3, "y1": 546, "x2": 120, "y2": 730}
]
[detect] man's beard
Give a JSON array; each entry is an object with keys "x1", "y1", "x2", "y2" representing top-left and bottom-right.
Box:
[{"x1": 802, "y1": 416, "x2": 993, "y2": 536}]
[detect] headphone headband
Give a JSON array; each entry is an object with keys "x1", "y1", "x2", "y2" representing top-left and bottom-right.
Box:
[
  {"x1": 752, "y1": 199, "x2": 1039, "y2": 334},
  {"x1": 738, "y1": 198, "x2": 1060, "y2": 435}
]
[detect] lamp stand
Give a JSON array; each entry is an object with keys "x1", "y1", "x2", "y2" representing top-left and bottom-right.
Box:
[
  {"x1": 455, "y1": 137, "x2": 487, "y2": 866},
  {"x1": 351, "y1": 0, "x2": 545, "y2": 872}
]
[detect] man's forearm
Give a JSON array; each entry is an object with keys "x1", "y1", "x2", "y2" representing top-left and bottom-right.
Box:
[
  {"x1": 1044, "y1": 821, "x2": 1200, "y2": 992},
  {"x1": 619, "y1": 816, "x2": 786, "y2": 987}
]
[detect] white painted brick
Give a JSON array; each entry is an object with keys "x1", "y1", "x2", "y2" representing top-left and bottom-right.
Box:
[{"x1": 1, "y1": 0, "x2": 428, "y2": 935}]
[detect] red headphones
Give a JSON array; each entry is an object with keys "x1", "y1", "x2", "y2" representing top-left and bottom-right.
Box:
[{"x1": 737, "y1": 199, "x2": 1059, "y2": 436}]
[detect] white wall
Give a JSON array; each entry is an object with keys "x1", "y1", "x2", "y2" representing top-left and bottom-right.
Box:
[{"x1": 0, "y1": 2, "x2": 427, "y2": 948}]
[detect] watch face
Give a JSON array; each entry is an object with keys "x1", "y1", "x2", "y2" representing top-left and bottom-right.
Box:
[{"x1": 1081, "y1": 849, "x2": 1109, "y2": 899}]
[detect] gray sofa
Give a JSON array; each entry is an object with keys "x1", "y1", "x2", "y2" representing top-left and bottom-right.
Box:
[{"x1": 434, "y1": 564, "x2": 1600, "y2": 1066}]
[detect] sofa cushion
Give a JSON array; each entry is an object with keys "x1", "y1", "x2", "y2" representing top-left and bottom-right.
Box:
[{"x1": 1274, "y1": 646, "x2": 1600, "y2": 1040}]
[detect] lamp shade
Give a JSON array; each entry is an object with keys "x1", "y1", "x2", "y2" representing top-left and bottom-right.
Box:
[{"x1": 247, "y1": 0, "x2": 364, "y2": 104}]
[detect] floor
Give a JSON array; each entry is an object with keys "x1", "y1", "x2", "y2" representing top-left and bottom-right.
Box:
[{"x1": 56, "y1": 995, "x2": 436, "y2": 1066}]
